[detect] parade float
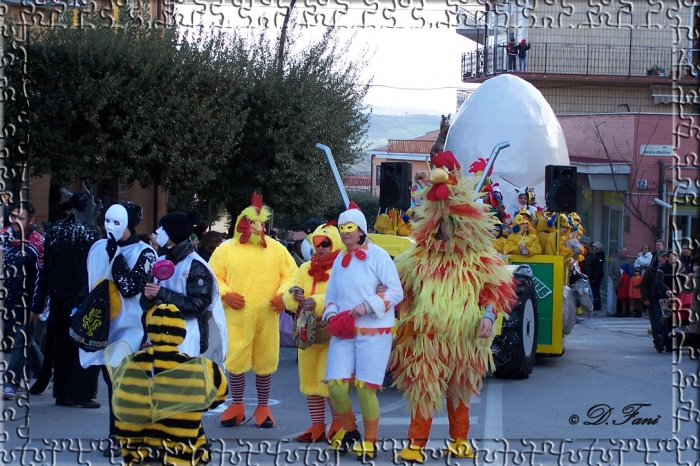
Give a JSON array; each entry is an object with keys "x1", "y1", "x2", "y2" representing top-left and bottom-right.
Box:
[
  {"x1": 445, "y1": 74, "x2": 572, "y2": 378},
  {"x1": 318, "y1": 75, "x2": 591, "y2": 379}
]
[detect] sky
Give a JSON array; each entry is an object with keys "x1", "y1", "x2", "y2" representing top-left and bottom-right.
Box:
[{"x1": 175, "y1": 2, "x2": 478, "y2": 115}]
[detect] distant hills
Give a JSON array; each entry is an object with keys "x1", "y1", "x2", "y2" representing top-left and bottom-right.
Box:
[{"x1": 349, "y1": 111, "x2": 444, "y2": 174}]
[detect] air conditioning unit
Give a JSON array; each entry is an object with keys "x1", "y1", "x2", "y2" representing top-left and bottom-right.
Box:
[{"x1": 637, "y1": 179, "x2": 648, "y2": 190}]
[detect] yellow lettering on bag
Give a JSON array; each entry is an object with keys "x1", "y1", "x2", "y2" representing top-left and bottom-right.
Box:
[{"x1": 82, "y1": 308, "x2": 102, "y2": 337}]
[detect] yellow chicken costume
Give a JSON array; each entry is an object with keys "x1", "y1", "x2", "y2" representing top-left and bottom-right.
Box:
[
  {"x1": 391, "y1": 151, "x2": 517, "y2": 462},
  {"x1": 107, "y1": 304, "x2": 227, "y2": 466},
  {"x1": 536, "y1": 213, "x2": 557, "y2": 255},
  {"x1": 282, "y1": 223, "x2": 344, "y2": 443},
  {"x1": 489, "y1": 220, "x2": 508, "y2": 255},
  {"x1": 555, "y1": 214, "x2": 575, "y2": 260},
  {"x1": 507, "y1": 214, "x2": 543, "y2": 256},
  {"x1": 209, "y1": 192, "x2": 298, "y2": 428}
]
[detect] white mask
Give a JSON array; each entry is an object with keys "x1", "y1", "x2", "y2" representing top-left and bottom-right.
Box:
[
  {"x1": 155, "y1": 227, "x2": 170, "y2": 248},
  {"x1": 104, "y1": 204, "x2": 128, "y2": 241}
]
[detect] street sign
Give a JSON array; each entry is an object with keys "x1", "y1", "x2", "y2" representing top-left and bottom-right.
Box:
[{"x1": 640, "y1": 145, "x2": 673, "y2": 156}]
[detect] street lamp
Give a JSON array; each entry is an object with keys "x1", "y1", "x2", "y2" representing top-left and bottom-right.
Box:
[{"x1": 620, "y1": 5, "x2": 632, "y2": 77}]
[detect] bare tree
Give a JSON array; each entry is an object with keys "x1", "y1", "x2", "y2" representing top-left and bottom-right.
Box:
[{"x1": 588, "y1": 116, "x2": 662, "y2": 239}]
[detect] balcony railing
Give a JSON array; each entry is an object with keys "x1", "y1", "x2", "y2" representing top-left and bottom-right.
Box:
[{"x1": 462, "y1": 43, "x2": 698, "y2": 80}]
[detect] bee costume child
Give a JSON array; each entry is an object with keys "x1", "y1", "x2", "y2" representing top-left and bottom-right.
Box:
[{"x1": 105, "y1": 304, "x2": 227, "y2": 466}]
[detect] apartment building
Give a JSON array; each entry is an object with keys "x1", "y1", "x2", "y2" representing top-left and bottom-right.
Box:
[{"x1": 457, "y1": 0, "x2": 698, "y2": 255}]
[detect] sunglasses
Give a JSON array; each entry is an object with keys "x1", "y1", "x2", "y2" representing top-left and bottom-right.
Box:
[{"x1": 317, "y1": 239, "x2": 332, "y2": 248}]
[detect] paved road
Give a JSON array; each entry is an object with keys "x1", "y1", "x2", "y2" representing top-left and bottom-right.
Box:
[{"x1": 2, "y1": 309, "x2": 697, "y2": 465}]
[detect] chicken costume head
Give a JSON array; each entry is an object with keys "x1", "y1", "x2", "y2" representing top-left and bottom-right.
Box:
[
  {"x1": 307, "y1": 223, "x2": 344, "y2": 256},
  {"x1": 391, "y1": 150, "x2": 517, "y2": 421},
  {"x1": 234, "y1": 192, "x2": 271, "y2": 247}
]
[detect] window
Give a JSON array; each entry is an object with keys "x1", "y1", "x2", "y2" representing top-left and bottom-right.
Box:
[
  {"x1": 602, "y1": 204, "x2": 623, "y2": 259},
  {"x1": 576, "y1": 182, "x2": 592, "y2": 239},
  {"x1": 670, "y1": 213, "x2": 699, "y2": 251}
]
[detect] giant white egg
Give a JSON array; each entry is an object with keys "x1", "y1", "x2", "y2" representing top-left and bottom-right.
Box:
[{"x1": 445, "y1": 74, "x2": 569, "y2": 208}]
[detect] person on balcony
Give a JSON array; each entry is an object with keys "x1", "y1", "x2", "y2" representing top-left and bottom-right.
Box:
[
  {"x1": 506, "y1": 37, "x2": 517, "y2": 72},
  {"x1": 516, "y1": 39, "x2": 531, "y2": 71}
]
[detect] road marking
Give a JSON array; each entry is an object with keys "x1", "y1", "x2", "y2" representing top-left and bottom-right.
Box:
[
  {"x1": 204, "y1": 397, "x2": 280, "y2": 416},
  {"x1": 483, "y1": 379, "x2": 503, "y2": 439},
  {"x1": 378, "y1": 416, "x2": 478, "y2": 425},
  {"x1": 379, "y1": 398, "x2": 407, "y2": 415}
]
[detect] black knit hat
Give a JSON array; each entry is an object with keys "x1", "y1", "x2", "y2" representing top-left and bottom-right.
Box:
[
  {"x1": 119, "y1": 201, "x2": 143, "y2": 233},
  {"x1": 57, "y1": 193, "x2": 88, "y2": 212},
  {"x1": 159, "y1": 212, "x2": 194, "y2": 244}
]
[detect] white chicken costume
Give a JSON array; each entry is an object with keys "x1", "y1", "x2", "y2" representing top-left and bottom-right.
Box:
[
  {"x1": 209, "y1": 192, "x2": 298, "y2": 428},
  {"x1": 321, "y1": 203, "x2": 403, "y2": 460}
]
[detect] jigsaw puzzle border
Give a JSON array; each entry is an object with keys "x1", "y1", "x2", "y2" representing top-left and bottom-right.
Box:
[{"x1": 0, "y1": 0, "x2": 698, "y2": 464}]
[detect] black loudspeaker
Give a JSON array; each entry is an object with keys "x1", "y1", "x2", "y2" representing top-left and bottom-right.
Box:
[
  {"x1": 379, "y1": 162, "x2": 412, "y2": 209},
  {"x1": 545, "y1": 165, "x2": 577, "y2": 212}
]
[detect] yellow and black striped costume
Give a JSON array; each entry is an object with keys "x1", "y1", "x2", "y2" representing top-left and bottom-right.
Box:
[{"x1": 107, "y1": 304, "x2": 227, "y2": 466}]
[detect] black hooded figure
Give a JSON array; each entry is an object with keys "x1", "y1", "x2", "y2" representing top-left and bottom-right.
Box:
[{"x1": 30, "y1": 185, "x2": 102, "y2": 407}]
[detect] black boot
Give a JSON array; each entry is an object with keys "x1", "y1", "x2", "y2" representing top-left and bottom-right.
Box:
[{"x1": 337, "y1": 429, "x2": 362, "y2": 455}]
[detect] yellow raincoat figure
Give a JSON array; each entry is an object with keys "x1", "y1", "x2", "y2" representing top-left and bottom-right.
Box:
[
  {"x1": 536, "y1": 213, "x2": 557, "y2": 255},
  {"x1": 282, "y1": 223, "x2": 344, "y2": 443},
  {"x1": 489, "y1": 221, "x2": 508, "y2": 255},
  {"x1": 210, "y1": 192, "x2": 298, "y2": 428},
  {"x1": 107, "y1": 304, "x2": 227, "y2": 466},
  {"x1": 507, "y1": 214, "x2": 542, "y2": 256}
]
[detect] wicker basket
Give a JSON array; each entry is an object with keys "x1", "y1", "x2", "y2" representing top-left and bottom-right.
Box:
[{"x1": 313, "y1": 319, "x2": 331, "y2": 345}]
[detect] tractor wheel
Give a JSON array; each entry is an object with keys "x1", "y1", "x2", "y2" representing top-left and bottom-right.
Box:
[{"x1": 492, "y1": 275, "x2": 538, "y2": 379}]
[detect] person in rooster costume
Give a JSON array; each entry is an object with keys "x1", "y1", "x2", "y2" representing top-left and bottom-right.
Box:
[
  {"x1": 209, "y1": 192, "x2": 298, "y2": 428},
  {"x1": 321, "y1": 202, "x2": 403, "y2": 461},
  {"x1": 391, "y1": 151, "x2": 517, "y2": 462},
  {"x1": 282, "y1": 223, "x2": 345, "y2": 443}
]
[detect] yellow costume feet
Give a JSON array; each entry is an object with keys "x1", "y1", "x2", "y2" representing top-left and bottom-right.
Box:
[
  {"x1": 395, "y1": 444, "x2": 426, "y2": 463},
  {"x1": 329, "y1": 429, "x2": 361, "y2": 455},
  {"x1": 352, "y1": 440, "x2": 377, "y2": 462},
  {"x1": 445, "y1": 439, "x2": 475, "y2": 458},
  {"x1": 220, "y1": 402, "x2": 245, "y2": 427},
  {"x1": 295, "y1": 424, "x2": 327, "y2": 443},
  {"x1": 252, "y1": 405, "x2": 276, "y2": 428}
]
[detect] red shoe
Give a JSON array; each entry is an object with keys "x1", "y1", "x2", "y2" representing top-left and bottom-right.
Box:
[
  {"x1": 252, "y1": 405, "x2": 276, "y2": 428},
  {"x1": 294, "y1": 424, "x2": 327, "y2": 443},
  {"x1": 221, "y1": 402, "x2": 245, "y2": 427},
  {"x1": 327, "y1": 419, "x2": 343, "y2": 440}
]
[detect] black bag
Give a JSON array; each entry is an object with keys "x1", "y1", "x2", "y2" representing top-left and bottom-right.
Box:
[{"x1": 69, "y1": 280, "x2": 111, "y2": 352}]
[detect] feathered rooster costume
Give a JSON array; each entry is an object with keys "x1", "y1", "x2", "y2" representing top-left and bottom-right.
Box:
[
  {"x1": 209, "y1": 192, "x2": 298, "y2": 428},
  {"x1": 390, "y1": 151, "x2": 517, "y2": 462}
]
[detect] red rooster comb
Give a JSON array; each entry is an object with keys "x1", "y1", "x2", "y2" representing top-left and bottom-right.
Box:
[
  {"x1": 348, "y1": 201, "x2": 362, "y2": 211},
  {"x1": 468, "y1": 157, "x2": 494, "y2": 176},
  {"x1": 251, "y1": 191, "x2": 264, "y2": 214},
  {"x1": 432, "y1": 151, "x2": 461, "y2": 171},
  {"x1": 323, "y1": 220, "x2": 338, "y2": 227}
]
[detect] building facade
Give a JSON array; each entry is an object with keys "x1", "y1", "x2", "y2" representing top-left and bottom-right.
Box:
[{"x1": 456, "y1": 0, "x2": 698, "y2": 256}]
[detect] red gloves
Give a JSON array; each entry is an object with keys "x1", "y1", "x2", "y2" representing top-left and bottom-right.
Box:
[
  {"x1": 327, "y1": 311, "x2": 356, "y2": 339},
  {"x1": 223, "y1": 292, "x2": 246, "y2": 310},
  {"x1": 270, "y1": 295, "x2": 285, "y2": 314}
]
